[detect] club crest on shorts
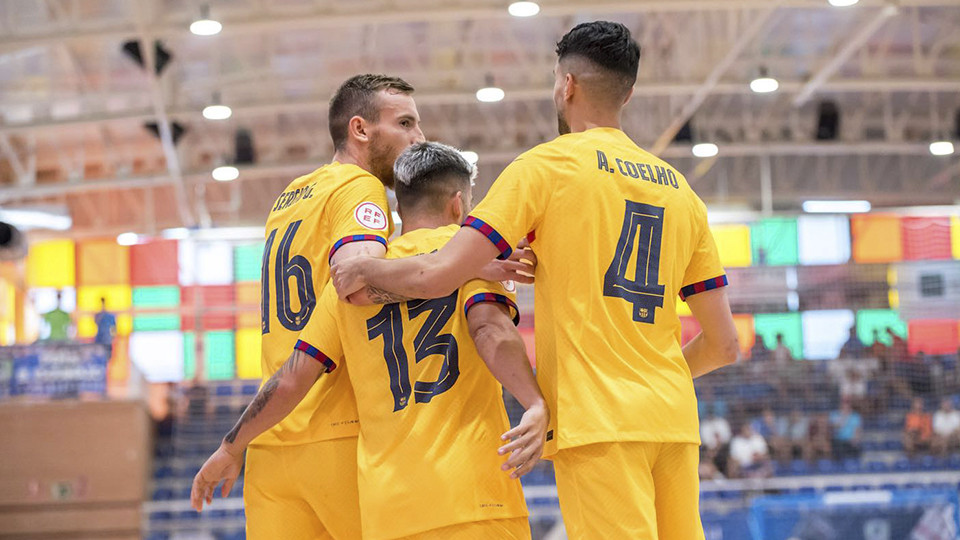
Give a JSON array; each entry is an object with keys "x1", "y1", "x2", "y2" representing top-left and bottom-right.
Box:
[{"x1": 354, "y1": 202, "x2": 388, "y2": 231}]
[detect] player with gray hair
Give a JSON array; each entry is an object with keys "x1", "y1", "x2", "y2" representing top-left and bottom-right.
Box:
[{"x1": 393, "y1": 141, "x2": 478, "y2": 219}]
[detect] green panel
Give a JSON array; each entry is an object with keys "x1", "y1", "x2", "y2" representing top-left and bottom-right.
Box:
[
  {"x1": 205, "y1": 331, "x2": 236, "y2": 380},
  {"x1": 754, "y1": 313, "x2": 804, "y2": 359},
  {"x1": 234, "y1": 243, "x2": 265, "y2": 283},
  {"x1": 183, "y1": 332, "x2": 196, "y2": 380},
  {"x1": 750, "y1": 218, "x2": 799, "y2": 266},
  {"x1": 132, "y1": 286, "x2": 180, "y2": 308},
  {"x1": 856, "y1": 309, "x2": 908, "y2": 346},
  {"x1": 133, "y1": 313, "x2": 180, "y2": 332}
]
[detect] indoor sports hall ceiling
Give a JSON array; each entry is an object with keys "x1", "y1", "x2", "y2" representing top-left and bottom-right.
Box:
[{"x1": 0, "y1": 0, "x2": 959, "y2": 236}]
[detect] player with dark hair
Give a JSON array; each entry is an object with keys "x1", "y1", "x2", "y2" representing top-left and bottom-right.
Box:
[
  {"x1": 193, "y1": 142, "x2": 547, "y2": 540},
  {"x1": 331, "y1": 22, "x2": 740, "y2": 538}
]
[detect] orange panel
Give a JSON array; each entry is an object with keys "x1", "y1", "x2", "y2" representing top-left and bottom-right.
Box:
[
  {"x1": 78, "y1": 239, "x2": 130, "y2": 286},
  {"x1": 851, "y1": 215, "x2": 903, "y2": 263}
]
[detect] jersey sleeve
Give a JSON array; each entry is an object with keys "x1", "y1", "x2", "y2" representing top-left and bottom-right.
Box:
[
  {"x1": 327, "y1": 174, "x2": 392, "y2": 264},
  {"x1": 294, "y1": 284, "x2": 344, "y2": 372},
  {"x1": 464, "y1": 148, "x2": 557, "y2": 260},
  {"x1": 679, "y1": 201, "x2": 728, "y2": 301},
  {"x1": 461, "y1": 279, "x2": 520, "y2": 326}
]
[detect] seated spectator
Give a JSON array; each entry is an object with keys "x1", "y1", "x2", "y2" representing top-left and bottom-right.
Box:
[
  {"x1": 808, "y1": 413, "x2": 833, "y2": 461},
  {"x1": 772, "y1": 334, "x2": 793, "y2": 366},
  {"x1": 838, "y1": 367, "x2": 868, "y2": 411},
  {"x1": 830, "y1": 399, "x2": 862, "y2": 460},
  {"x1": 868, "y1": 329, "x2": 887, "y2": 360},
  {"x1": 903, "y1": 397, "x2": 932, "y2": 458},
  {"x1": 786, "y1": 409, "x2": 812, "y2": 460},
  {"x1": 749, "y1": 339, "x2": 771, "y2": 363},
  {"x1": 839, "y1": 326, "x2": 866, "y2": 359},
  {"x1": 728, "y1": 424, "x2": 773, "y2": 479},
  {"x1": 752, "y1": 408, "x2": 789, "y2": 462},
  {"x1": 931, "y1": 397, "x2": 960, "y2": 456},
  {"x1": 701, "y1": 405, "x2": 732, "y2": 452}
]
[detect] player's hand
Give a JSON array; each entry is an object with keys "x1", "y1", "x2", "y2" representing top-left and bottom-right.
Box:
[
  {"x1": 331, "y1": 256, "x2": 371, "y2": 300},
  {"x1": 498, "y1": 401, "x2": 549, "y2": 479},
  {"x1": 190, "y1": 445, "x2": 243, "y2": 512},
  {"x1": 479, "y1": 259, "x2": 535, "y2": 285}
]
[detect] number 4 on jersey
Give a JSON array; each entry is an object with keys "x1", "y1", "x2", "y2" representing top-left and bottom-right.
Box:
[{"x1": 603, "y1": 201, "x2": 666, "y2": 324}]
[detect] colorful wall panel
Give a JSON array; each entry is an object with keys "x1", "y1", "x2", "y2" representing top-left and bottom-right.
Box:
[
  {"x1": 754, "y1": 312, "x2": 803, "y2": 360},
  {"x1": 78, "y1": 240, "x2": 129, "y2": 286},
  {"x1": 234, "y1": 243, "x2": 264, "y2": 283},
  {"x1": 710, "y1": 225, "x2": 752, "y2": 268},
  {"x1": 235, "y1": 282, "x2": 261, "y2": 329},
  {"x1": 798, "y1": 215, "x2": 850, "y2": 265},
  {"x1": 907, "y1": 319, "x2": 959, "y2": 356},
  {"x1": 180, "y1": 240, "x2": 234, "y2": 286},
  {"x1": 129, "y1": 330, "x2": 184, "y2": 382},
  {"x1": 750, "y1": 218, "x2": 799, "y2": 266},
  {"x1": 901, "y1": 217, "x2": 952, "y2": 261},
  {"x1": 181, "y1": 285, "x2": 236, "y2": 331},
  {"x1": 801, "y1": 309, "x2": 855, "y2": 360},
  {"x1": 952, "y1": 216, "x2": 960, "y2": 260},
  {"x1": 856, "y1": 309, "x2": 908, "y2": 347},
  {"x1": 130, "y1": 240, "x2": 178, "y2": 286},
  {"x1": 205, "y1": 331, "x2": 236, "y2": 380},
  {"x1": 27, "y1": 239, "x2": 75, "y2": 288},
  {"x1": 733, "y1": 314, "x2": 756, "y2": 355},
  {"x1": 236, "y1": 328, "x2": 262, "y2": 379},
  {"x1": 852, "y1": 215, "x2": 903, "y2": 263},
  {"x1": 76, "y1": 285, "x2": 132, "y2": 338}
]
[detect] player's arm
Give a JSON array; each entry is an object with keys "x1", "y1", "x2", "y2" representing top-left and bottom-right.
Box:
[
  {"x1": 467, "y1": 302, "x2": 548, "y2": 479},
  {"x1": 333, "y1": 227, "x2": 532, "y2": 300},
  {"x1": 190, "y1": 349, "x2": 330, "y2": 511},
  {"x1": 682, "y1": 287, "x2": 739, "y2": 378},
  {"x1": 330, "y1": 239, "x2": 413, "y2": 305}
]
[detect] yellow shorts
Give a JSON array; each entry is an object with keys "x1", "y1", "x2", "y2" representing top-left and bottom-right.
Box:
[
  {"x1": 553, "y1": 441, "x2": 704, "y2": 540},
  {"x1": 244, "y1": 437, "x2": 361, "y2": 540},
  {"x1": 394, "y1": 517, "x2": 531, "y2": 540}
]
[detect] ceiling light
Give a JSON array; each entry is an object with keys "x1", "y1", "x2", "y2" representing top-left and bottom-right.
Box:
[
  {"x1": 460, "y1": 151, "x2": 479, "y2": 165},
  {"x1": 0, "y1": 208, "x2": 71, "y2": 231},
  {"x1": 828, "y1": 0, "x2": 859, "y2": 6},
  {"x1": 750, "y1": 67, "x2": 779, "y2": 93},
  {"x1": 117, "y1": 232, "x2": 140, "y2": 246},
  {"x1": 508, "y1": 2, "x2": 540, "y2": 17},
  {"x1": 692, "y1": 143, "x2": 719, "y2": 158},
  {"x1": 212, "y1": 165, "x2": 239, "y2": 182},
  {"x1": 202, "y1": 104, "x2": 232, "y2": 120},
  {"x1": 929, "y1": 141, "x2": 955, "y2": 156},
  {"x1": 476, "y1": 87, "x2": 505, "y2": 103},
  {"x1": 190, "y1": 5, "x2": 222, "y2": 36},
  {"x1": 802, "y1": 200, "x2": 871, "y2": 214}
]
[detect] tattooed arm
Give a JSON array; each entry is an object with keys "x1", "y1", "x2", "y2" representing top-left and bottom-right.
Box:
[
  {"x1": 346, "y1": 285, "x2": 415, "y2": 306},
  {"x1": 190, "y1": 350, "x2": 327, "y2": 511}
]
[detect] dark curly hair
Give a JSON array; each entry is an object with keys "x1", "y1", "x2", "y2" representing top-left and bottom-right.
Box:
[{"x1": 556, "y1": 21, "x2": 640, "y2": 82}]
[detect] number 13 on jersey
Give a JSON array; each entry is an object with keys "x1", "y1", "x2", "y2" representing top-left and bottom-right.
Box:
[{"x1": 603, "y1": 201, "x2": 666, "y2": 324}]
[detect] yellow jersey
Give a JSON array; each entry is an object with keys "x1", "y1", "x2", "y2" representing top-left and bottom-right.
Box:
[
  {"x1": 466, "y1": 127, "x2": 727, "y2": 457},
  {"x1": 296, "y1": 225, "x2": 528, "y2": 540},
  {"x1": 254, "y1": 162, "x2": 393, "y2": 446}
]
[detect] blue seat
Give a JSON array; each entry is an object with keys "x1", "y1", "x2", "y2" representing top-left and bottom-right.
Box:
[
  {"x1": 866, "y1": 461, "x2": 888, "y2": 473},
  {"x1": 816, "y1": 459, "x2": 838, "y2": 474},
  {"x1": 146, "y1": 532, "x2": 170, "y2": 540},
  {"x1": 789, "y1": 460, "x2": 810, "y2": 476},
  {"x1": 842, "y1": 458, "x2": 862, "y2": 473},
  {"x1": 152, "y1": 488, "x2": 174, "y2": 500},
  {"x1": 215, "y1": 385, "x2": 234, "y2": 396},
  {"x1": 178, "y1": 510, "x2": 200, "y2": 520},
  {"x1": 154, "y1": 466, "x2": 174, "y2": 479},
  {"x1": 242, "y1": 384, "x2": 259, "y2": 395},
  {"x1": 883, "y1": 439, "x2": 903, "y2": 451}
]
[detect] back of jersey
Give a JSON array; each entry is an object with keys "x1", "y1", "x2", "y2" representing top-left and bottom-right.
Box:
[
  {"x1": 254, "y1": 162, "x2": 392, "y2": 446},
  {"x1": 297, "y1": 225, "x2": 528, "y2": 539},
  {"x1": 467, "y1": 127, "x2": 727, "y2": 456}
]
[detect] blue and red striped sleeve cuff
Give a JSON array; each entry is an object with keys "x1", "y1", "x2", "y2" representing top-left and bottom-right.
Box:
[
  {"x1": 328, "y1": 234, "x2": 387, "y2": 264},
  {"x1": 679, "y1": 275, "x2": 729, "y2": 301},
  {"x1": 464, "y1": 293, "x2": 520, "y2": 326},
  {"x1": 462, "y1": 216, "x2": 513, "y2": 260},
  {"x1": 294, "y1": 340, "x2": 337, "y2": 372}
]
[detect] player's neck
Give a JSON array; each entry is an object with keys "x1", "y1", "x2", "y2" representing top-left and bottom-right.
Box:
[
  {"x1": 566, "y1": 110, "x2": 623, "y2": 134},
  {"x1": 399, "y1": 215, "x2": 457, "y2": 235},
  {"x1": 331, "y1": 146, "x2": 371, "y2": 174}
]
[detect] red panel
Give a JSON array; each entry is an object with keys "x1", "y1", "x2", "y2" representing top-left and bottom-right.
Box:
[
  {"x1": 181, "y1": 285, "x2": 236, "y2": 331},
  {"x1": 680, "y1": 316, "x2": 702, "y2": 347},
  {"x1": 907, "y1": 319, "x2": 959, "y2": 356},
  {"x1": 130, "y1": 240, "x2": 178, "y2": 286},
  {"x1": 901, "y1": 217, "x2": 953, "y2": 261}
]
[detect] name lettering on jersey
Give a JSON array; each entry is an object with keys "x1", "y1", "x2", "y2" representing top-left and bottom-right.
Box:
[
  {"x1": 272, "y1": 183, "x2": 316, "y2": 212},
  {"x1": 596, "y1": 149, "x2": 679, "y2": 189},
  {"x1": 354, "y1": 202, "x2": 389, "y2": 231}
]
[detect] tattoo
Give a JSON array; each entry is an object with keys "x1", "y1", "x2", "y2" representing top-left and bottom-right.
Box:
[
  {"x1": 367, "y1": 285, "x2": 414, "y2": 305},
  {"x1": 223, "y1": 351, "x2": 319, "y2": 444}
]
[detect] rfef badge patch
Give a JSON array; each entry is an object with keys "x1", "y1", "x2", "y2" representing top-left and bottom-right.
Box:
[{"x1": 354, "y1": 202, "x2": 388, "y2": 231}]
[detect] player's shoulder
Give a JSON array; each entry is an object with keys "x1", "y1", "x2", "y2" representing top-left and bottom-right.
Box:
[
  {"x1": 514, "y1": 135, "x2": 579, "y2": 165},
  {"x1": 386, "y1": 225, "x2": 457, "y2": 259}
]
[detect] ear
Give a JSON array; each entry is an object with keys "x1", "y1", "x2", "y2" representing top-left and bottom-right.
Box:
[
  {"x1": 563, "y1": 73, "x2": 575, "y2": 102},
  {"x1": 622, "y1": 84, "x2": 635, "y2": 106},
  {"x1": 449, "y1": 191, "x2": 465, "y2": 223},
  {"x1": 348, "y1": 115, "x2": 370, "y2": 144}
]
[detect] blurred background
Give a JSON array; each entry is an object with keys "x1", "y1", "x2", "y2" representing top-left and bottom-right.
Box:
[{"x1": 1, "y1": 0, "x2": 960, "y2": 539}]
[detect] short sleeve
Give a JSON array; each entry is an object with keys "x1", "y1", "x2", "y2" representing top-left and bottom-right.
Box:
[
  {"x1": 679, "y1": 202, "x2": 728, "y2": 301},
  {"x1": 465, "y1": 150, "x2": 555, "y2": 260},
  {"x1": 461, "y1": 278, "x2": 520, "y2": 326},
  {"x1": 295, "y1": 284, "x2": 344, "y2": 372},
  {"x1": 327, "y1": 174, "x2": 392, "y2": 263}
]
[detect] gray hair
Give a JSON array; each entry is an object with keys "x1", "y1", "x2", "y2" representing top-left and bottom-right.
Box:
[{"x1": 393, "y1": 141, "x2": 478, "y2": 187}]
